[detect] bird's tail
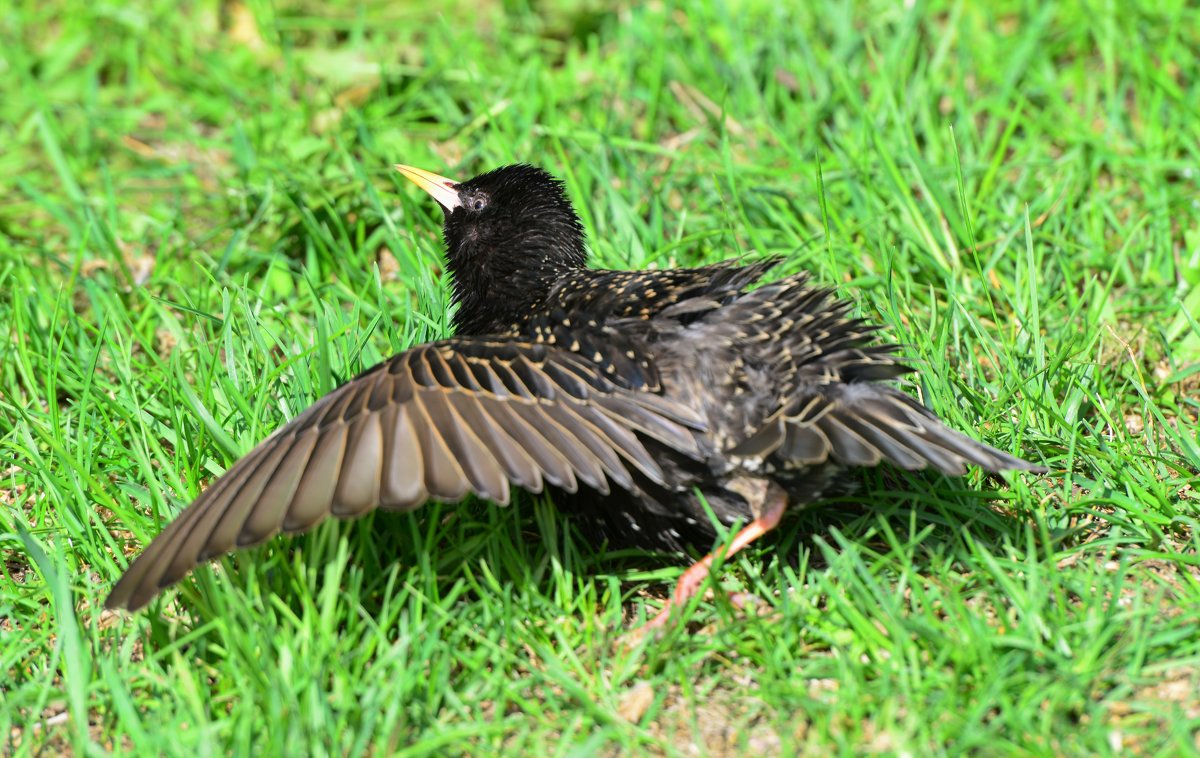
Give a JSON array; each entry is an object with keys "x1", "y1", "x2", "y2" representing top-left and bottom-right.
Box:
[
  {"x1": 731, "y1": 383, "x2": 1044, "y2": 475},
  {"x1": 728, "y1": 377, "x2": 1044, "y2": 476}
]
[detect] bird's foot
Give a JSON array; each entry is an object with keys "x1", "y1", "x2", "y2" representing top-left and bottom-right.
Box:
[
  {"x1": 627, "y1": 482, "x2": 787, "y2": 640},
  {"x1": 726, "y1": 591, "x2": 765, "y2": 611},
  {"x1": 642, "y1": 556, "x2": 721, "y2": 630}
]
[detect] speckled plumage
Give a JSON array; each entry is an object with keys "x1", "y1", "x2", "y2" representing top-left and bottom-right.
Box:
[{"x1": 106, "y1": 163, "x2": 1043, "y2": 618}]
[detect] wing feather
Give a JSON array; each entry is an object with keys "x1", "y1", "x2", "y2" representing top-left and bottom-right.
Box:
[{"x1": 106, "y1": 334, "x2": 707, "y2": 611}]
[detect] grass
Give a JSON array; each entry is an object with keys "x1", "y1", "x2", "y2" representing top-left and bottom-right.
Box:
[{"x1": 2, "y1": 0, "x2": 1199, "y2": 753}]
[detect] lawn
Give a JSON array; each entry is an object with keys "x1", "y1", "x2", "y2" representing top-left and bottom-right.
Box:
[{"x1": 2, "y1": 0, "x2": 1199, "y2": 754}]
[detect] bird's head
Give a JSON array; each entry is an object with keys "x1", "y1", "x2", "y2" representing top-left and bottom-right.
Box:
[{"x1": 396, "y1": 164, "x2": 589, "y2": 332}]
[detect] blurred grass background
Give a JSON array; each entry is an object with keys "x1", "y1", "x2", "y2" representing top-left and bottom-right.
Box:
[{"x1": 2, "y1": 0, "x2": 1199, "y2": 754}]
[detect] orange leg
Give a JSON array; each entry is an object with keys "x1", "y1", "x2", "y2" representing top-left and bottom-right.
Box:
[{"x1": 642, "y1": 484, "x2": 788, "y2": 630}]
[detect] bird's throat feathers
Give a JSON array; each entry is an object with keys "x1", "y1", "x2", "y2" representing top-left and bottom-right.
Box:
[{"x1": 446, "y1": 229, "x2": 588, "y2": 335}]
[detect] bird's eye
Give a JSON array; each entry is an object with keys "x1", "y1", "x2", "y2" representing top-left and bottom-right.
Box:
[{"x1": 471, "y1": 196, "x2": 488, "y2": 211}]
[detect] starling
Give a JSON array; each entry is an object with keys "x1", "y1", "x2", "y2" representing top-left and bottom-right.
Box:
[{"x1": 106, "y1": 163, "x2": 1044, "y2": 626}]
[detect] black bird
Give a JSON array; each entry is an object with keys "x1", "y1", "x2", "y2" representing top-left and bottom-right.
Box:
[{"x1": 106, "y1": 163, "x2": 1044, "y2": 626}]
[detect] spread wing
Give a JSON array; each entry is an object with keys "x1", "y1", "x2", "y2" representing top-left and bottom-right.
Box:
[
  {"x1": 106, "y1": 337, "x2": 706, "y2": 611},
  {"x1": 718, "y1": 275, "x2": 1045, "y2": 476}
]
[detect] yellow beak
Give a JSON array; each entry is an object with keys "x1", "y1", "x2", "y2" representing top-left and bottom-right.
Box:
[{"x1": 394, "y1": 164, "x2": 462, "y2": 210}]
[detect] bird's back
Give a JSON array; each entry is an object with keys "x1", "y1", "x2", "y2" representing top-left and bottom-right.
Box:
[{"x1": 544, "y1": 256, "x2": 908, "y2": 456}]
